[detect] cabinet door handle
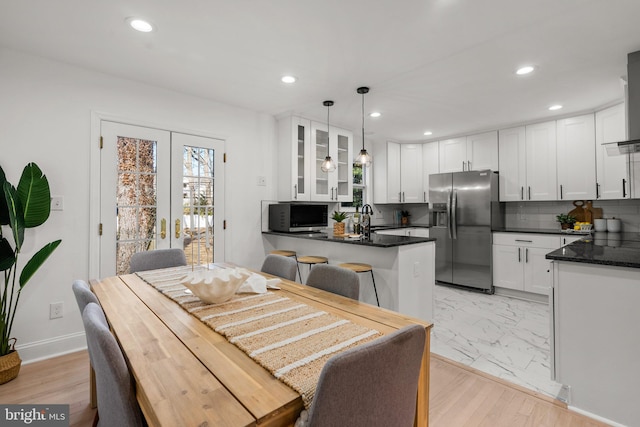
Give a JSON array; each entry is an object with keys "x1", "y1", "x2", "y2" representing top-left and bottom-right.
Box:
[
  {"x1": 596, "y1": 183, "x2": 600, "y2": 199},
  {"x1": 623, "y1": 179, "x2": 627, "y2": 198},
  {"x1": 294, "y1": 184, "x2": 298, "y2": 199},
  {"x1": 175, "y1": 219, "x2": 181, "y2": 239},
  {"x1": 399, "y1": 191, "x2": 402, "y2": 202},
  {"x1": 560, "y1": 184, "x2": 563, "y2": 200},
  {"x1": 160, "y1": 218, "x2": 167, "y2": 239},
  {"x1": 521, "y1": 186, "x2": 524, "y2": 200},
  {"x1": 424, "y1": 191, "x2": 426, "y2": 202},
  {"x1": 518, "y1": 247, "x2": 521, "y2": 262},
  {"x1": 467, "y1": 160, "x2": 471, "y2": 170},
  {"x1": 528, "y1": 186, "x2": 531, "y2": 200},
  {"x1": 402, "y1": 192, "x2": 405, "y2": 202},
  {"x1": 515, "y1": 239, "x2": 533, "y2": 242},
  {"x1": 462, "y1": 161, "x2": 466, "y2": 171},
  {"x1": 525, "y1": 247, "x2": 529, "y2": 263}
]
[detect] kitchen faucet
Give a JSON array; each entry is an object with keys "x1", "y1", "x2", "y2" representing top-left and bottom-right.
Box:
[{"x1": 361, "y1": 204, "x2": 373, "y2": 239}]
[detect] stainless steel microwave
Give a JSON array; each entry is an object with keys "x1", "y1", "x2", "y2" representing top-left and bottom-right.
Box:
[{"x1": 269, "y1": 203, "x2": 328, "y2": 232}]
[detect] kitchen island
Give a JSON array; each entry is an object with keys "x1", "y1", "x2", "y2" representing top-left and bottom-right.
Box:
[
  {"x1": 546, "y1": 233, "x2": 640, "y2": 427},
  {"x1": 262, "y1": 231, "x2": 436, "y2": 322}
]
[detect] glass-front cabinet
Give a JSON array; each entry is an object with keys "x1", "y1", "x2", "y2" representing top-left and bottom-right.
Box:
[
  {"x1": 277, "y1": 116, "x2": 311, "y2": 201},
  {"x1": 310, "y1": 122, "x2": 353, "y2": 202}
]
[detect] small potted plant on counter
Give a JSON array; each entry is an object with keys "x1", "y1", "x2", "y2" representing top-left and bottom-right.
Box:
[
  {"x1": 556, "y1": 213, "x2": 577, "y2": 230},
  {"x1": 400, "y1": 210, "x2": 411, "y2": 226},
  {"x1": 331, "y1": 211, "x2": 348, "y2": 235}
]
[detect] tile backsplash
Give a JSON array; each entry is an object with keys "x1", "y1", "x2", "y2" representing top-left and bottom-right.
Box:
[{"x1": 505, "y1": 200, "x2": 640, "y2": 232}]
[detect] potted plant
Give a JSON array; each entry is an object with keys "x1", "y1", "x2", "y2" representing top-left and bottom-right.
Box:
[
  {"x1": 331, "y1": 211, "x2": 348, "y2": 235},
  {"x1": 556, "y1": 213, "x2": 577, "y2": 230},
  {"x1": 400, "y1": 210, "x2": 411, "y2": 226},
  {"x1": 0, "y1": 163, "x2": 61, "y2": 384}
]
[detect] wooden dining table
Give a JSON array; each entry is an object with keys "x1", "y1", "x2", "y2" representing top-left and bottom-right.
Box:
[{"x1": 90, "y1": 265, "x2": 433, "y2": 427}]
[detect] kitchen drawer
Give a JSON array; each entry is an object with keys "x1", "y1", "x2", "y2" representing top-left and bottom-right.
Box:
[{"x1": 493, "y1": 232, "x2": 560, "y2": 249}]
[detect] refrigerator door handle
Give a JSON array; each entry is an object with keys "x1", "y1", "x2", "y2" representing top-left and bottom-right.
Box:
[
  {"x1": 446, "y1": 189, "x2": 452, "y2": 239},
  {"x1": 451, "y1": 189, "x2": 458, "y2": 240}
]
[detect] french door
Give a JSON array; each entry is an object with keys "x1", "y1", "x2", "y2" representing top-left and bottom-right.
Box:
[{"x1": 99, "y1": 121, "x2": 225, "y2": 277}]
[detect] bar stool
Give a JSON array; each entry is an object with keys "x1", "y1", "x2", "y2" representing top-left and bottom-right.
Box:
[
  {"x1": 270, "y1": 250, "x2": 301, "y2": 282},
  {"x1": 297, "y1": 256, "x2": 328, "y2": 283},
  {"x1": 339, "y1": 263, "x2": 379, "y2": 306}
]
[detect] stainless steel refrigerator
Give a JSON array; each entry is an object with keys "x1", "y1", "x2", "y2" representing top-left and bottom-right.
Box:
[{"x1": 429, "y1": 170, "x2": 504, "y2": 293}]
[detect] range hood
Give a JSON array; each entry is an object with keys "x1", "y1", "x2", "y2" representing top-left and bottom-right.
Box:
[{"x1": 604, "y1": 50, "x2": 640, "y2": 155}]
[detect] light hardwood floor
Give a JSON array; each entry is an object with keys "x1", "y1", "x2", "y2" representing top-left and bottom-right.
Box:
[{"x1": 0, "y1": 350, "x2": 607, "y2": 427}]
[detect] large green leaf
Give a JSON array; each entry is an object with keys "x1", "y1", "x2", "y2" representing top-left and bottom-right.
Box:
[
  {"x1": 17, "y1": 163, "x2": 51, "y2": 228},
  {"x1": 0, "y1": 166, "x2": 8, "y2": 225},
  {"x1": 3, "y1": 183, "x2": 24, "y2": 251},
  {"x1": 19, "y1": 240, "x2": 61, "y2": 288},
  {"x1": 0, "y1": 237, "x2": 15, "y2": 271}
]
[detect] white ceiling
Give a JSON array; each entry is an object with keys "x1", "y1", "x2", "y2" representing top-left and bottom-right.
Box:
[{"x1": 2, "y1": 0, "x2": 640, "y2": 142}]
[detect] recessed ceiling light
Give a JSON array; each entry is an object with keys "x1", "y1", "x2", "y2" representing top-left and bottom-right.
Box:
[
  {"x1": 281, "y1": 75, "x2": 297, "y2": 84},
  {"x1": 516, "y1": 66, "x2": 535, "y2": 75},
  {"x1": 549, "y1": 104, "x2": 563, "y2": 111},
  {"x1": 369, "y1": 112, "x2": 381, "y2": 118},
  {"x1": 423, "y1": 131, "x2": 433, "y2": 136},
  {"x1": 126, "y1": 18, "x2": 154, "y2": 32}
]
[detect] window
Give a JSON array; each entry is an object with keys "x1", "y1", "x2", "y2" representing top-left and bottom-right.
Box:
[{"x1": 341, "y1": 163, "x2": 366, "y2": 211}]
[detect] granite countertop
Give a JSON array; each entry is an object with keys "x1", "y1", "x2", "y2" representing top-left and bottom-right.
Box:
[
  {"x1": 545, "y1": 232, "x2": 640, "y2": 268},
  {"x1": 262, "y1": 231, "x2": 435, "y2": 248},
  {"x1": 370, "y1": 223, "x2": 431, "y2": 230}
]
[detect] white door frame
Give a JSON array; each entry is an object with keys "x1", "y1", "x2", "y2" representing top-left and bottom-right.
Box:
[{"x1": 89, "y1": 111, "x2": 227, "y2": 279}]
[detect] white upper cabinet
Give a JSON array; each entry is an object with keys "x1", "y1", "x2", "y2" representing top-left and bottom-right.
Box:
[
  {"x1": 498, "y1": 126, "x2": 527, "y2": 201},
  {"x1": 422, "y1": 141, "x2": 439, "y2": 203},
  {"x1": 439, "y1": 132, "x2": 498, "y2": 172},
  {"x1": 439, "y1": 137, "x2": 467, "y2": 172},
  {"x1": 525, "y1": 121, "x2": 557, "y2": 200},
  {"x1": 277, "y1": 116, "x2": 311, "y2": 201},
  {"x1": 400, "y1": 144, "x2": 424, "y2": 203},
  {"x1": 310, "y1": 122, "x2": 353, "y2": 202},
  {"x1": 595, "y1": 103, "x2": 630, "y2": 199},
  {"x1": 383, "y1": 142, "x2": 423, "y2": 203},
  {"x1": 556, "y1": 114, "x2": 597, "y2": 200},
  {"x1": 466, "y1": 131, "x2": 499, "y2": 171}
]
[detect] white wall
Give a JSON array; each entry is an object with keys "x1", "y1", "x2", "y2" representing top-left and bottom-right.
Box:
[{"x1": 0, "y1": 47, "x2": 278, "y2": 362}]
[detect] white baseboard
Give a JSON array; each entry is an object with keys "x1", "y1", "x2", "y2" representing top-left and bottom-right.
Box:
[
  {"x1": 15, "y1": 332, "x2": 87, "y2": 364},
  {"x1": 568, "y1": 405, "x2": 627, "y2": 427},
  {"x1": 494, "y1": 286, "x2": 548, "y2": 304}
]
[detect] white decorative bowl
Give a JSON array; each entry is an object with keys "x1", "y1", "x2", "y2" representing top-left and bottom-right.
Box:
[{"x1": 180, "y1": 268, "x2": 251, "y2": 304}]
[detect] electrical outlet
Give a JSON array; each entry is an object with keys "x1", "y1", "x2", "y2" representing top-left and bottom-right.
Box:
[
  {"x1": 51, "y1": 196, "x2": 64, "y2": 211},
  {"x1": 257, "y1": 176, "x2": 266, "y2": 186},
  {"x1": 50, "y1": 302, "x2": 63, "y2": 319}
]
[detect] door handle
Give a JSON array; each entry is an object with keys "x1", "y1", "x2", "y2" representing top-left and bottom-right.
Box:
[
  {"x1": 399, "y1": 191, "x2": 402, "y2": 203},
  {"x1": 623, "y1": 179, "x2": 627, "y2": 198},
  {"x1": 525, "y1": 247, "x2": 529, "y2": 263},
  {"x1": 528, "y1": 186, "x2": 531, "y2": 200},
  {"x1": 424, "y1": 191, "x2": 426, "y2": 202},
  {"x1": 402, "y1": 192, "x2": 405, "y2": 202},
  {"x1": 515, "y1": 239, "x2": 533, "y2": 243},
  {"x1": 175, "y1": 219, "x2": 181, "y2": 238},
  {"x1": 462, "y1": 161, "x2": 466, "y2": 171},
  {"x1": 451, "y1": 190, "x2": 458, "y2": 240},
  {"x1": 160, "y1": 218, "x2": 167, "y2": 239},
  {"x1": 521, "y1": 186, "x2": 524, "y2": 200},
  {"x1": 596, "y1": 183, "x2": 600, "y2": 199},
  {"x1": 294, "y1": 184, "x2": 298, "y2": 199},
  {"x1": 446, "y1": 190, "x2": 452, "y2": 239},
  {"x1": 560, "y1": 184, "x2": 563, "y2": 199},
  {"x1": 518, "y1": 247, "x2": 521, "y2": 262},
  {"x1": 467, "y1": 160, "x2": 471, "y2": 170}
]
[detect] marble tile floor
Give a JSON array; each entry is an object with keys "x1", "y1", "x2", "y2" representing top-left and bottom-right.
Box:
[{"x1": 431, "y1": 283, "x2": 566, "y2": 400}]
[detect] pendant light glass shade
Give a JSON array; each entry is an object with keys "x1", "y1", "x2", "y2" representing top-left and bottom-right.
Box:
[
  {"x1": 320, "y1": 100, "x2": 336, "y2": 172},
  {"x1": 355, "y1": 87, "x2": 372, "y2": 166}
]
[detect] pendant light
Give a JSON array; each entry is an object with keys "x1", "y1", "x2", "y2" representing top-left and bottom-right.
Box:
[
  {"x1": 320, "y1": 100, "x2": 337, "y2": 172},
  {"x1": 355, "y1": 87, "x2": 372, "y2": 166}
]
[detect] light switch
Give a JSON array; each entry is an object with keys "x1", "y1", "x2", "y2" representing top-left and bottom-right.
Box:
[{"x1": 51, "y1": 196, "x2": 63, "y2": 211}]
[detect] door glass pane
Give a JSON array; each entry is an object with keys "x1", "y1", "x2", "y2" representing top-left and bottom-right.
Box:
[
  {"x1": 337, "y1": 134, "x2": 349, "y2": 196},
  {"x1": 182, "y1": 146, "x2": 215, "y2": 266},
  {"x1": 297, "y1": 124, "x2": 305, "y2": 194},
  {"x1": 315, "y1": 129, "x2": 329, "y2": 195},
  {"x1": 115, "y1": 137, "x2": 158, "y2": 274}
]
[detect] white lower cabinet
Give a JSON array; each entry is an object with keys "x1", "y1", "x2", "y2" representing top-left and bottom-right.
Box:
[
  {"x1": 375, "y1": 228, "x2": 429, "y2": 237},
  {"x1": 492, "y1": 233, "x2": 560, "y2": 295}
]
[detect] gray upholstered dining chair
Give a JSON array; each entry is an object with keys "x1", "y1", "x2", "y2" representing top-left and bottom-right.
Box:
[
  {"x1": 305, "y1": 264, "x2": 360, "y2": 300},
  {"x1": 82, "y1": 303, "x2": 144, "y2": 427},
  {"x1": 299, "y1": 324, "x2": 426, "y2": 427},
  {"x1": 260, "y1": 254, "x2": 298, "y2": 281},
  {"x1": 129, "y1": 248, "x2": 187, "y2": 273},
  {"x1": 72, "y1": 279, "x2": 100, "y2": 314}
]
